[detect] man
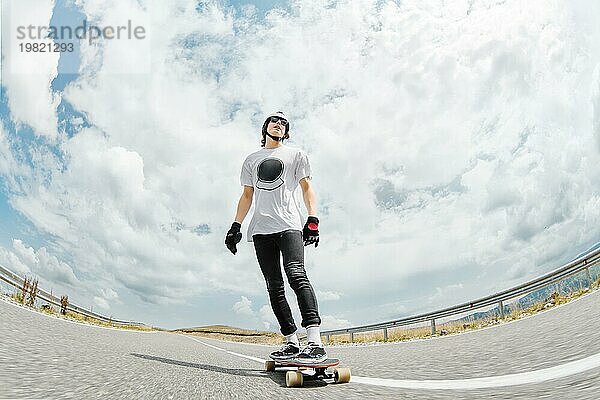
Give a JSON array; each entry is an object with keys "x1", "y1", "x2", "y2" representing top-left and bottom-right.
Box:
[{"x1": 225, "y1": 111, "x2": 326, "y2": 363}]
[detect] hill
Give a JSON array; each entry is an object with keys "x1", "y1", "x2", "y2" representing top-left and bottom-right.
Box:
[{"x1": 171, "y1": 325, "x2": 283, "y2": 345}]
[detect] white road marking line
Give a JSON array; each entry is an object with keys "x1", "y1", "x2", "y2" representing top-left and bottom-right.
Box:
[
  {"x1": 183, "y1": 334, "x2": 600, "y2": 390},
  {"x1": 352, "y1": 351, "x2": 600, "y2": 389},
  {"x1": 186, "y1": 336, "x2": 266, "y2": 363}
]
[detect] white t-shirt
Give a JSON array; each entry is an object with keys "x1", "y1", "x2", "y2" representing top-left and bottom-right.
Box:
[{"x1": 240, "y1": 144, "x2": 311, "y2": 242}]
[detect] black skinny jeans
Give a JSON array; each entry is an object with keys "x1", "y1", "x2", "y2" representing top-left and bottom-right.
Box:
[{"x1": 253, "y1": 229, "x2": 321, "y2": 336}]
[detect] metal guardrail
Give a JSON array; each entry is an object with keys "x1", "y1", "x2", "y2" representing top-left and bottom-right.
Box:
[
  {"x1": 3, "y1": 245, "x2": 598, "y2": 337},
  {"x1": 321, "y1": 246, "x2": 600, "y2": 342},
  {"x1": 0, "y1": 263, "x2": 149, "y2": 328}
]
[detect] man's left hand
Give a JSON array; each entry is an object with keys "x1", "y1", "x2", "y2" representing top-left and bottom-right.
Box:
[{"x1": 303, "y1": 216, "x2": 319, "y2": 247}]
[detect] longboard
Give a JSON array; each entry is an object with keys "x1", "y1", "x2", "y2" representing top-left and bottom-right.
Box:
[{"x1": 265, "y1": 358, "x2": 351, "y2": 387}]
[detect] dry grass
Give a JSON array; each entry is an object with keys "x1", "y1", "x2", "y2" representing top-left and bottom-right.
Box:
[
  {"x1": 63, "y1": 310, "x2": 154, "y2": 331},
  {"x1": 5, "y1": 290, "x2": 154, "y2": 332},
  {"x1": 174, "y1": 325, "x2": 283, "y2": 345}
]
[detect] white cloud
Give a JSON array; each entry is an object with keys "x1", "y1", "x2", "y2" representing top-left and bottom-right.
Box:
[
  {"x1": 428, "y1": 283, "x2": 465, "y2": 304},
  {"x1": 231, "y1": 299, "x2": 283, "y2": 331},
  {"x1": 92, "y1": 287, "x2": 119, "y2": 310},
  {"x1": 0, "y1": 125, "x2": 21, "y2": 178},
  {"x1": 316, "y1": 290, "x2": 341, "y2": 301},
  {"x1": 3, "y1": 0, "x2": 60, "y2": 138},
  {"x1": 0, "y1": 0, "x2": 599, "y2": 329},
  {"x1": 93, "y1": 296, "x2": 110, "y2": 310},
  {"x1": 10, "y1": 239, "x2": 80, "y2": 286},
  {"x1": 0, "y1": 246, "x2": 31, "y2": 276},
  {"x1": 12, "y1": 239, "x2": 37, "y2": 266},
  {"x1": 320, "y1": 315, "x2": 351, "y2": 331},
  {"x1": 259, "y1": 304, "x2": 278, "y2": 331},
  {"x1": 232, "y1": 295, "x2": 254, "y2": 317},
  {"x1": 100, "y1": 287, "x2": 118, "y2": 300}
]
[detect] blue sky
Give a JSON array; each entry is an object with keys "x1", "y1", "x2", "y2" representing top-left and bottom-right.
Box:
[
  {"x1": 1, "y1": 0, "x2": 600, "y2": 330},
  {"x1": 0, "y1": 0, "x2": 300, "y2": 328},
  {"x1": 49, "y1": 0, "x2": 83, "y2": 91},
  {"x1": 0, "y1": 0, "x2": 85, "y2": 250},
  {"x1": 1, "y1": 0, "x2": 288, "y2": 243},
  {"x1": 229, "y1": 0, "x2": 289, "y2": 15}
]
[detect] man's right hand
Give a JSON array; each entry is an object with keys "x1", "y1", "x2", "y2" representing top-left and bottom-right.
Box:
[{"x1": 225, "y1": 222, "x2": 242, "y2": 255}]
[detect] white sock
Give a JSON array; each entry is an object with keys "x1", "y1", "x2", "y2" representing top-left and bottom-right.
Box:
[
  {"x1": 306, "y1": 325, "x2": 322, "y2": 346},
  {"x1": 285, "y1": 331, "x2": 299, "y2": 346}
]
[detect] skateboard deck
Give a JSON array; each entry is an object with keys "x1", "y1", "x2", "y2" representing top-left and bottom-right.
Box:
[
  {"x1": 265, "y1": 358, "x2": 351, "y2": 387},
  {"x1": 273, "y1": 358, "x2": 339, "y2": 368}
]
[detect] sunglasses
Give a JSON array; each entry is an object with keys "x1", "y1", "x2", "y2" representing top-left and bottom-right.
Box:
[{"x1": 269, "y1": 116, "x2": 288, "y2": 126}]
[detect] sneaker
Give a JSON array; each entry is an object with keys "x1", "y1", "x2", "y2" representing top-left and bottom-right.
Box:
[
  {"x1": 270, "y1": 342, "x2": 300, "y2": 360},
  {"x1": 295, "y1": 342, "x2": 327, "y2": 363}
]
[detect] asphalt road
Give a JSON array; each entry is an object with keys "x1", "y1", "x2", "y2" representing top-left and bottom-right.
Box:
[{"x1": 1, "y1": 289, "x2": 599, "y2": 399}]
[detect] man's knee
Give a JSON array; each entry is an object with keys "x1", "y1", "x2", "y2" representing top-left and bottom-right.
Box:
[
  {"x1": 285, "y1": 262, "x2": 310, "y2": 290},
  {"x1": 266, "y1": 279, "x2": 285, "y2": 294}
]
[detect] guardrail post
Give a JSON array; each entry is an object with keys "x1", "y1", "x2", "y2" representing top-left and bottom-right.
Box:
[
  {"x1": 499, "y1": 300, "x2": 504, "y2": 319},
  {"x1": 350, "y1": 332, "x2": 354, "y2": 343},
  {"x1": 431, "y1": 319, "x2": 436, "y2": 335},
  {"x1": 586, "y1": 267, "x2": 593, "y2": 287},
  {"x1": 383, "y1": 328, "x2": 388, "y2": 342},
  {"x1": 325, "y1": 335, "x2": 330, "y2": 345}
]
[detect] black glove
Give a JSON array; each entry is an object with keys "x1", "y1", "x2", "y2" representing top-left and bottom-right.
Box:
[
  {"x1": 225, "y1": 222, "x2": 242, "y2": 254},
  {"x1": 303, "y1": 216, "x2": 319, "y2": 247}
]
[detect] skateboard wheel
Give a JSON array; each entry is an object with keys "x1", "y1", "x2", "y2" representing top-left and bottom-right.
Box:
[
  {"x1": 333, "y1": 367, "x2": 351, "y2": 384},
  {"x1": 265, "y1": 360, "x2": 276, "y2": 372},
  {"x1": 286, "y1": 371, "x2": 303, "y2": 387}
]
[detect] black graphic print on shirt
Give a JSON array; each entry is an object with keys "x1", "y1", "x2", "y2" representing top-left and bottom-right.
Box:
[{"x1": 256, "y1": 158, "x2": 284, "y2": 191}]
